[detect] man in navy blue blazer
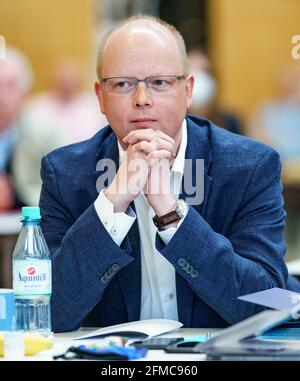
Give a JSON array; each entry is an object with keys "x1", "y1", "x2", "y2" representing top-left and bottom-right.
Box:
[{"x1": 40, "y1": 16, "x2": 290, "y2": 332}]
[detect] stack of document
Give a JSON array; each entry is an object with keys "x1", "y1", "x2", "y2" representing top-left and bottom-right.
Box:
[{"x1": 75, "y1": 319, "x2": 183, "y2": 342}]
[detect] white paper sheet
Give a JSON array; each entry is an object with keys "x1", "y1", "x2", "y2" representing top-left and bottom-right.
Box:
[{"x1": 76, "y1": 319, "x2": 183, "y2": 340}]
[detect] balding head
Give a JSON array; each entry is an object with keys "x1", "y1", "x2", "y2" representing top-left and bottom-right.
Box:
[
  {"x1": 0, "y1": 47, "x2": 33, "y2": 128},
  {"x1": 97, "y1": 16, "x2": 190, "y2": 80},
  {"x1": 0, "y1": 46, "x2": 33, "y2": 93}
]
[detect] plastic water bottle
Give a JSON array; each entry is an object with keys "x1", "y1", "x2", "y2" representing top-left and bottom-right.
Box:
[{"x1": 12, "y1": 207, "x2": 52, "y2": 335}]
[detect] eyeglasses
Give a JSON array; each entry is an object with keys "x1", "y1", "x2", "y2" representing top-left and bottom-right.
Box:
[{"x1": 100, "y1": 75, "x2": 186, "y2": 95}]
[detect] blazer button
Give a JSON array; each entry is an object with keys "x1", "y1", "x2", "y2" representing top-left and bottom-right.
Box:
[
  {"x1": 182, "y1": 261, "x2": 190, "y2": 272},
  {"x1": 111, "y1": 264, "x2": 120, "y2": 271},
  {"x1": 191, "y1": 269, "x2": 199, "y2": 278},
  {"x1": 186, "y1": 264, "x2": 193, "y2": 274},
  {"x1": 100, "y1": 275, "x2": 108, "y2": 284},
  {"x1": 177, "y1": 258, "x2": 186, "y2": 267}
]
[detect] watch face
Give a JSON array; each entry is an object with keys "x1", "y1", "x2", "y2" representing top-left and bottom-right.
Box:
[{"x1": 176, "y1": 200, "x2": 187, "y2": 219}]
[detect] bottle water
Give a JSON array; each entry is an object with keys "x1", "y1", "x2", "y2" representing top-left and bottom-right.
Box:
[{"x1": 12, "y1": 207, "x2": 52, "y2": 335}]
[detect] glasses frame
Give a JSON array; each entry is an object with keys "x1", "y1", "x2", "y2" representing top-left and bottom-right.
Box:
[{"x1": 100, "y1": 75, "x2": 186, "y2": 95}]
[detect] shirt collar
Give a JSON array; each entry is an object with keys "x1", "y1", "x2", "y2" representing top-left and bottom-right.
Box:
[{"x1": 117, "y1": 118, "x2": 187, "y2": 175}]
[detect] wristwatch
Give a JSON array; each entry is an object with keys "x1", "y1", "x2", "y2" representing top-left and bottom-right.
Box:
[{"x1": 153, "y1": 199, "x2": 188, "y2": 231}]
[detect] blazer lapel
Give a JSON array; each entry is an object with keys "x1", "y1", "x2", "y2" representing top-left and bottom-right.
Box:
[
  {"x1": 180, "y1": 116, "x2": 213, "y2": 214},
  {"x1": 176, "y1": 116, "x2": 213, "y2": 327},
  {"x1": 93, "y1": 130, "x2": 119, "y2": 192},
  {"x1": 93, "y1": 129, "x2": 141, "y2": 322}
]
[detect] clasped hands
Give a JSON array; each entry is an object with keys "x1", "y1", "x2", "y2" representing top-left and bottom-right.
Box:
[{"x1": 104, "y1": 129, "x2": 177, "y2": 216}]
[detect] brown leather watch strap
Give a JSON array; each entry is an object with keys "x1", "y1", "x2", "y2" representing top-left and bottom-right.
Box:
[{"x1": 152, "y1": 210, "x2": 180, "y2": 231}]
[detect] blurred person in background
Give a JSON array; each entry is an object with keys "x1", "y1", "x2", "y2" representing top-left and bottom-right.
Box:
[
  {"x1": 0, "y1": 48, "x2": 22, "y2": 211},
  {"x1": 187, "y1": 48, "x2": 243, "y2": 135},
  {"x1": 0, "y1": 47, "x2": 39, "y2": 211},
  {"x1": 26, "y1": 59, "x2": 107, "y2": 144},
  {"x1": 249, "y1": 64, "x2": 300, "y2": 183},
  {"x1": 12, "y1": 59, "x2": 108, "y2": 207},
  {"x1": 0, "y1": 47, "x2": 61, "y2": 208},
  {"x1": 249, "y1": 64, "x2": 300, "y2": 262}
]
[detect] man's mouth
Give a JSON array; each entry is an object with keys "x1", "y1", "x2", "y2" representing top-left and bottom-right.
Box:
[{"x1": 130, "y1": 118, "x2": 156, "y2": 123}]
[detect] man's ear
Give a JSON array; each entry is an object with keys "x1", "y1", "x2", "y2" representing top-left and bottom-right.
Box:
[
  {"x1": 185, "y1": 75, "x2": 195, "y2": 109},
  {"x1": 94, "y1": 81, "x2": 106, "y2": 115}
]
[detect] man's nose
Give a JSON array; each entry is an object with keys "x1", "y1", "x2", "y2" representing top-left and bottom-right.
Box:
[{"x1": 132, "y1": 82, "x2": 153, "y2": 108}]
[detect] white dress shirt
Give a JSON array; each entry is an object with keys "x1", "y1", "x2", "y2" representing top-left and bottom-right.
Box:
[{"x1": 94, "y1": 120, "x2": 188, "y2": 320}]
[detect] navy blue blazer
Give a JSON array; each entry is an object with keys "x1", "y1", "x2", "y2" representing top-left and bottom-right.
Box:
[{"x1": 39, "y1": 115, "x2": 288, "y2": 332}]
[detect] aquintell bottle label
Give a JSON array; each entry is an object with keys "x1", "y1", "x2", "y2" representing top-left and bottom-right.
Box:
[{"x1": 13, "y1": 260, "x2": 52, "y2": 295}]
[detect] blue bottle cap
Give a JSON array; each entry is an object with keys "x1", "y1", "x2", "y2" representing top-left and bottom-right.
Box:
[{"x1": 21, "y1": 207, "x2": 41, "y2": 220}]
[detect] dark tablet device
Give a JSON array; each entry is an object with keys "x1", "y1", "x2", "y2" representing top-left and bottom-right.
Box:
[
  {"x1": 164, "y1": 340, "x2": 205, "y2": 353},
  {"x1": 132, "y1": 337, "x2": 184, "y2": 349}
]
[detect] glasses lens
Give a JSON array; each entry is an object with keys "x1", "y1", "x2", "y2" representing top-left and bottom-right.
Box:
[
  {"x1": 148, "y1": 76, "x2": 180, "y2": 93},
  {"x1": 103, "y1": 76, "x2": 184, "y2": 94},
  {"x1": 106, "y1": 78, "x2": 136, "y2": 94}
]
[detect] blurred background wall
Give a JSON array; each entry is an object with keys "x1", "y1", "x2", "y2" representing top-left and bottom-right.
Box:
[
  {"x1": 1, "y1": 0, "x2": 299, "y2": 121},
  {"x1": 207, "y1": 0, "x2": 300, "y2": 121},
  {"x1": 0, "y1": 0, "x2": 95, "y2": 91}
]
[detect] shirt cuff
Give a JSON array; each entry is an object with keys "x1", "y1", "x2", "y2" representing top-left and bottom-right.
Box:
[{"x1": 94, "y1": 189, "x2": 136, "y2": 246}]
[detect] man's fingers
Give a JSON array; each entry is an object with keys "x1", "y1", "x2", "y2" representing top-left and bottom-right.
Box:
[
  {"x1": 151, "y1": 138, "x2": 175, "y2": 154},
  {"x1": 132, "y1": 140, "x2": 156, "y2": 154},
  {"x1": 132, "y1": 139, "x2": 174, "y2": 155},
  {"x1": 123, "y1": 129, "x2": 175, "y2": 147},
  {"x1": 146, "y1": 150, "x2": 172, "y2": 164}
]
